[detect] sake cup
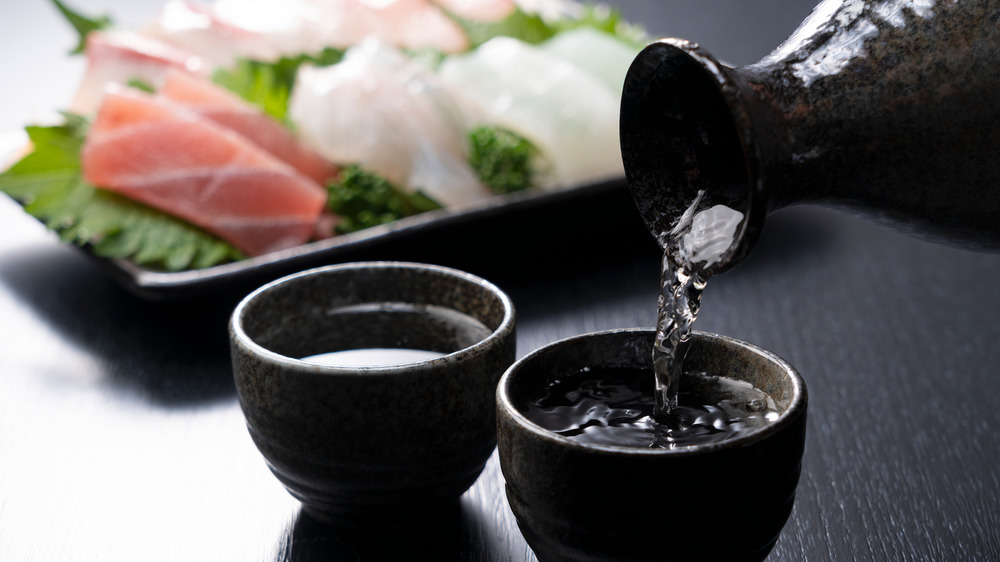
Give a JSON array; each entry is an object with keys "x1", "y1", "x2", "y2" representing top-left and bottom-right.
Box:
[
  {"x1": 497, "y1": 328, "x2": 807, "y2": 562},
  {"x1": 230, "y1": 262, "x2": 515, "y2": 529}
]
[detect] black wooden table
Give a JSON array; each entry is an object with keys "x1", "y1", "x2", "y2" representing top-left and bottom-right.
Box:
[{"x1": 1, "y1": 1, "x2": 998, "y2": 560}]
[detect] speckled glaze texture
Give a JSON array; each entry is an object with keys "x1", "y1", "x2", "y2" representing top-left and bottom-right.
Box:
[
  {"x1": 230, "y1": 262, "x2": 515, "y2": 530},
  {"x1": 497, "y1": 329, "x2": 807, "y2": 562},
  {"x1": 621, "y1": 0, "x2": 1000, "y2": 273}
]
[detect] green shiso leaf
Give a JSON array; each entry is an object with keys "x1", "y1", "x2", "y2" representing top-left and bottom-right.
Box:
[
  {"x1": 125, "y1": 78, "x2": 156, "y2": 93},
  {"x1": 455, "y1": 8, "x2": 559, "y2": 48},
  {"x1": 212, "y1": 49, "x2": 345, "y2": 123},
  {"x1": 50, "y1": 0, "x2": 113, "y2": 54},
  {"x1": 0, "y1": 119, "x2": 243, "y2": 271},
  {"x1": 452, "y1": 3, "x2": 649, "y2": 50},
  {"x1": 551, "y1": 4, "x2": 649, "y2": 50}
]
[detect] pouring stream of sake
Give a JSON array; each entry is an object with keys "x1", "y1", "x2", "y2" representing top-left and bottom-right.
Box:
[{"x1": 652, "y1": 191, "x2": 745, "y2": 418}]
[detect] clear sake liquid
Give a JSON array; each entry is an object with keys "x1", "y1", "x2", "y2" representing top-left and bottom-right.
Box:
[
  {"x1": 301, "y1": 348, "x2": 446, "y2": 367},
  {"x1": 522, "y1": 366, "x2": 779, "y2": 449},
  {"x1": 298, "y1": 303, "x2": 491, "y2": 367},
  {"x1": 652, "y1": 254, "x2": 704, "y2": 416},
  {"x1": 652, "y1": 197, "x2": 745, "y2": 419}
]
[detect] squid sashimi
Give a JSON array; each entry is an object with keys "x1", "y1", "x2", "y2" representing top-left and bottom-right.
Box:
[
  {"x1": 438, "y1": 35, "x2": 625, "y2": 188},
  {"x1": 71, "y1": 30, "x2": 206, "y2": 115},
  {"x1": 289, "y1": 40, "x2": 492, "y2": 207},
  {"x1": 159, "y1": 70, "x2": 338, "y2": 184},
  {"x1": 81, "y1": 88, "x2": 327, "y2": 256},
  {"x1": 539, "y1": 27, "x2": 640, "y2": 96}
]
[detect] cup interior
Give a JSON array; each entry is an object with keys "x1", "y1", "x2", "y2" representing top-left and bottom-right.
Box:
[
  {"x1": 234, "y1": 261, "x2": 512, "y2": 364},
  {"x1": 501, "y1": 328, "x2": 805, "y2": 451}
]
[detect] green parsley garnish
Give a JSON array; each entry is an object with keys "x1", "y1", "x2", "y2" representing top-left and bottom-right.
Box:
[
  {"x1": 326, "y1": 165, "x2": 441, "y2": 234},
  {"x1": 468, "y1": 125, "x2": 541, "y2": 194}
]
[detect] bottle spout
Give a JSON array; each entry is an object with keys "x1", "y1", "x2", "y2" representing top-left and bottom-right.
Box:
[{"x1": 620, "y1": 39, "x2": 765, "y2": 276}]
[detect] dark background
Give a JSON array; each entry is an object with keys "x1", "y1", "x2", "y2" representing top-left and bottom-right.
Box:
[{"x1": 1, "y1": 1, "x2": 998, "y2": 560}]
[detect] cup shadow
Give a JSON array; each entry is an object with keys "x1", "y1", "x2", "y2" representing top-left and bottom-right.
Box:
[{"x1": 281, "y1": 497, "x2": 490, "y2": 562}]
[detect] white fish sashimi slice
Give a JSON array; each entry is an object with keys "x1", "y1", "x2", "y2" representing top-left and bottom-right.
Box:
[
  {"x1": 211, "y1": 0, "x2": 470, "y2": 55},
  {"x1": 375, "y1": 0, "x2": 470, "y2": 53},
  {"x1": 144, "y1": 0, "x2": 285, "y2": 67},
  {"x1": 438, "y1": 36, "x2": 624, "y2": 189},
  {"x1": 70, "y1": 30, "x2": 207, "y2": 115},
  {"x1": 209, "y1": 0, "x2": 341, "y2": 56},
  {"x1": 289, "y1": 40, "x2": 492, "y2": 208}
]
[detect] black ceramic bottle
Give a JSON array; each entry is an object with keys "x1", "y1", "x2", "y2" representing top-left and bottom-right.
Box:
[{"x1": 620, "y1": 0, "x2": 1000, "y2": 274}]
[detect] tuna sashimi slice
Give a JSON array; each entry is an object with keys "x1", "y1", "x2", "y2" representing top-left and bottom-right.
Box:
[
  {"x1": 159, "y1": 70, "x2": 338, "y2": 184},
  {"x1": 82, "y1": 88, "x2": 327, "y2": 256}
]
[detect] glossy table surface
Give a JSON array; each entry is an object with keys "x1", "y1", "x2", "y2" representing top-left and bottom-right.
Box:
[{"x1": 1, "y1": 1, "x2": 998, "y2": 561}]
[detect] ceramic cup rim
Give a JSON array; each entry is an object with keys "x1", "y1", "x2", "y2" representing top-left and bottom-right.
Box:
[
  {"x1": 230, "y1": 261, "x2": 516, "y2": 376},
  {"x1": 497, "y1": 327, "x2": 807, "y2": 456}
]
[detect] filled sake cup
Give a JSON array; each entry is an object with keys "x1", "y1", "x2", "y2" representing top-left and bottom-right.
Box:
[
  {"x1": 497, "y1": 328, "x2": 807, "y2": 562},
  {"x1": 230, "y1": 261, "x2": 515, "y2": 530}
]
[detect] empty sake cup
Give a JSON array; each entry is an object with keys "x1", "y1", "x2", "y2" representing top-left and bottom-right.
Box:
[
  {"x1": 230, "y1": 262, "x2": 515, "y2": 529},
  {"x1": 497, "y1": 328, "x2": 807, "y2": 562}
]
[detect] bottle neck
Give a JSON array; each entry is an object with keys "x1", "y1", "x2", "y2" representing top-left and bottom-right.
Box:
[{"x1": 621, "y1": 39, "x2": 766, "y2": 275}]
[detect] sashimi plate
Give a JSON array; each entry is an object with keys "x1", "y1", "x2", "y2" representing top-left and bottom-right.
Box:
[
  {"x1": 0, "y1": 123, "x2": 626, "y2": 300},
  {"x1": 0, "y1": 0, "x2": 653, "y2": 299}
]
